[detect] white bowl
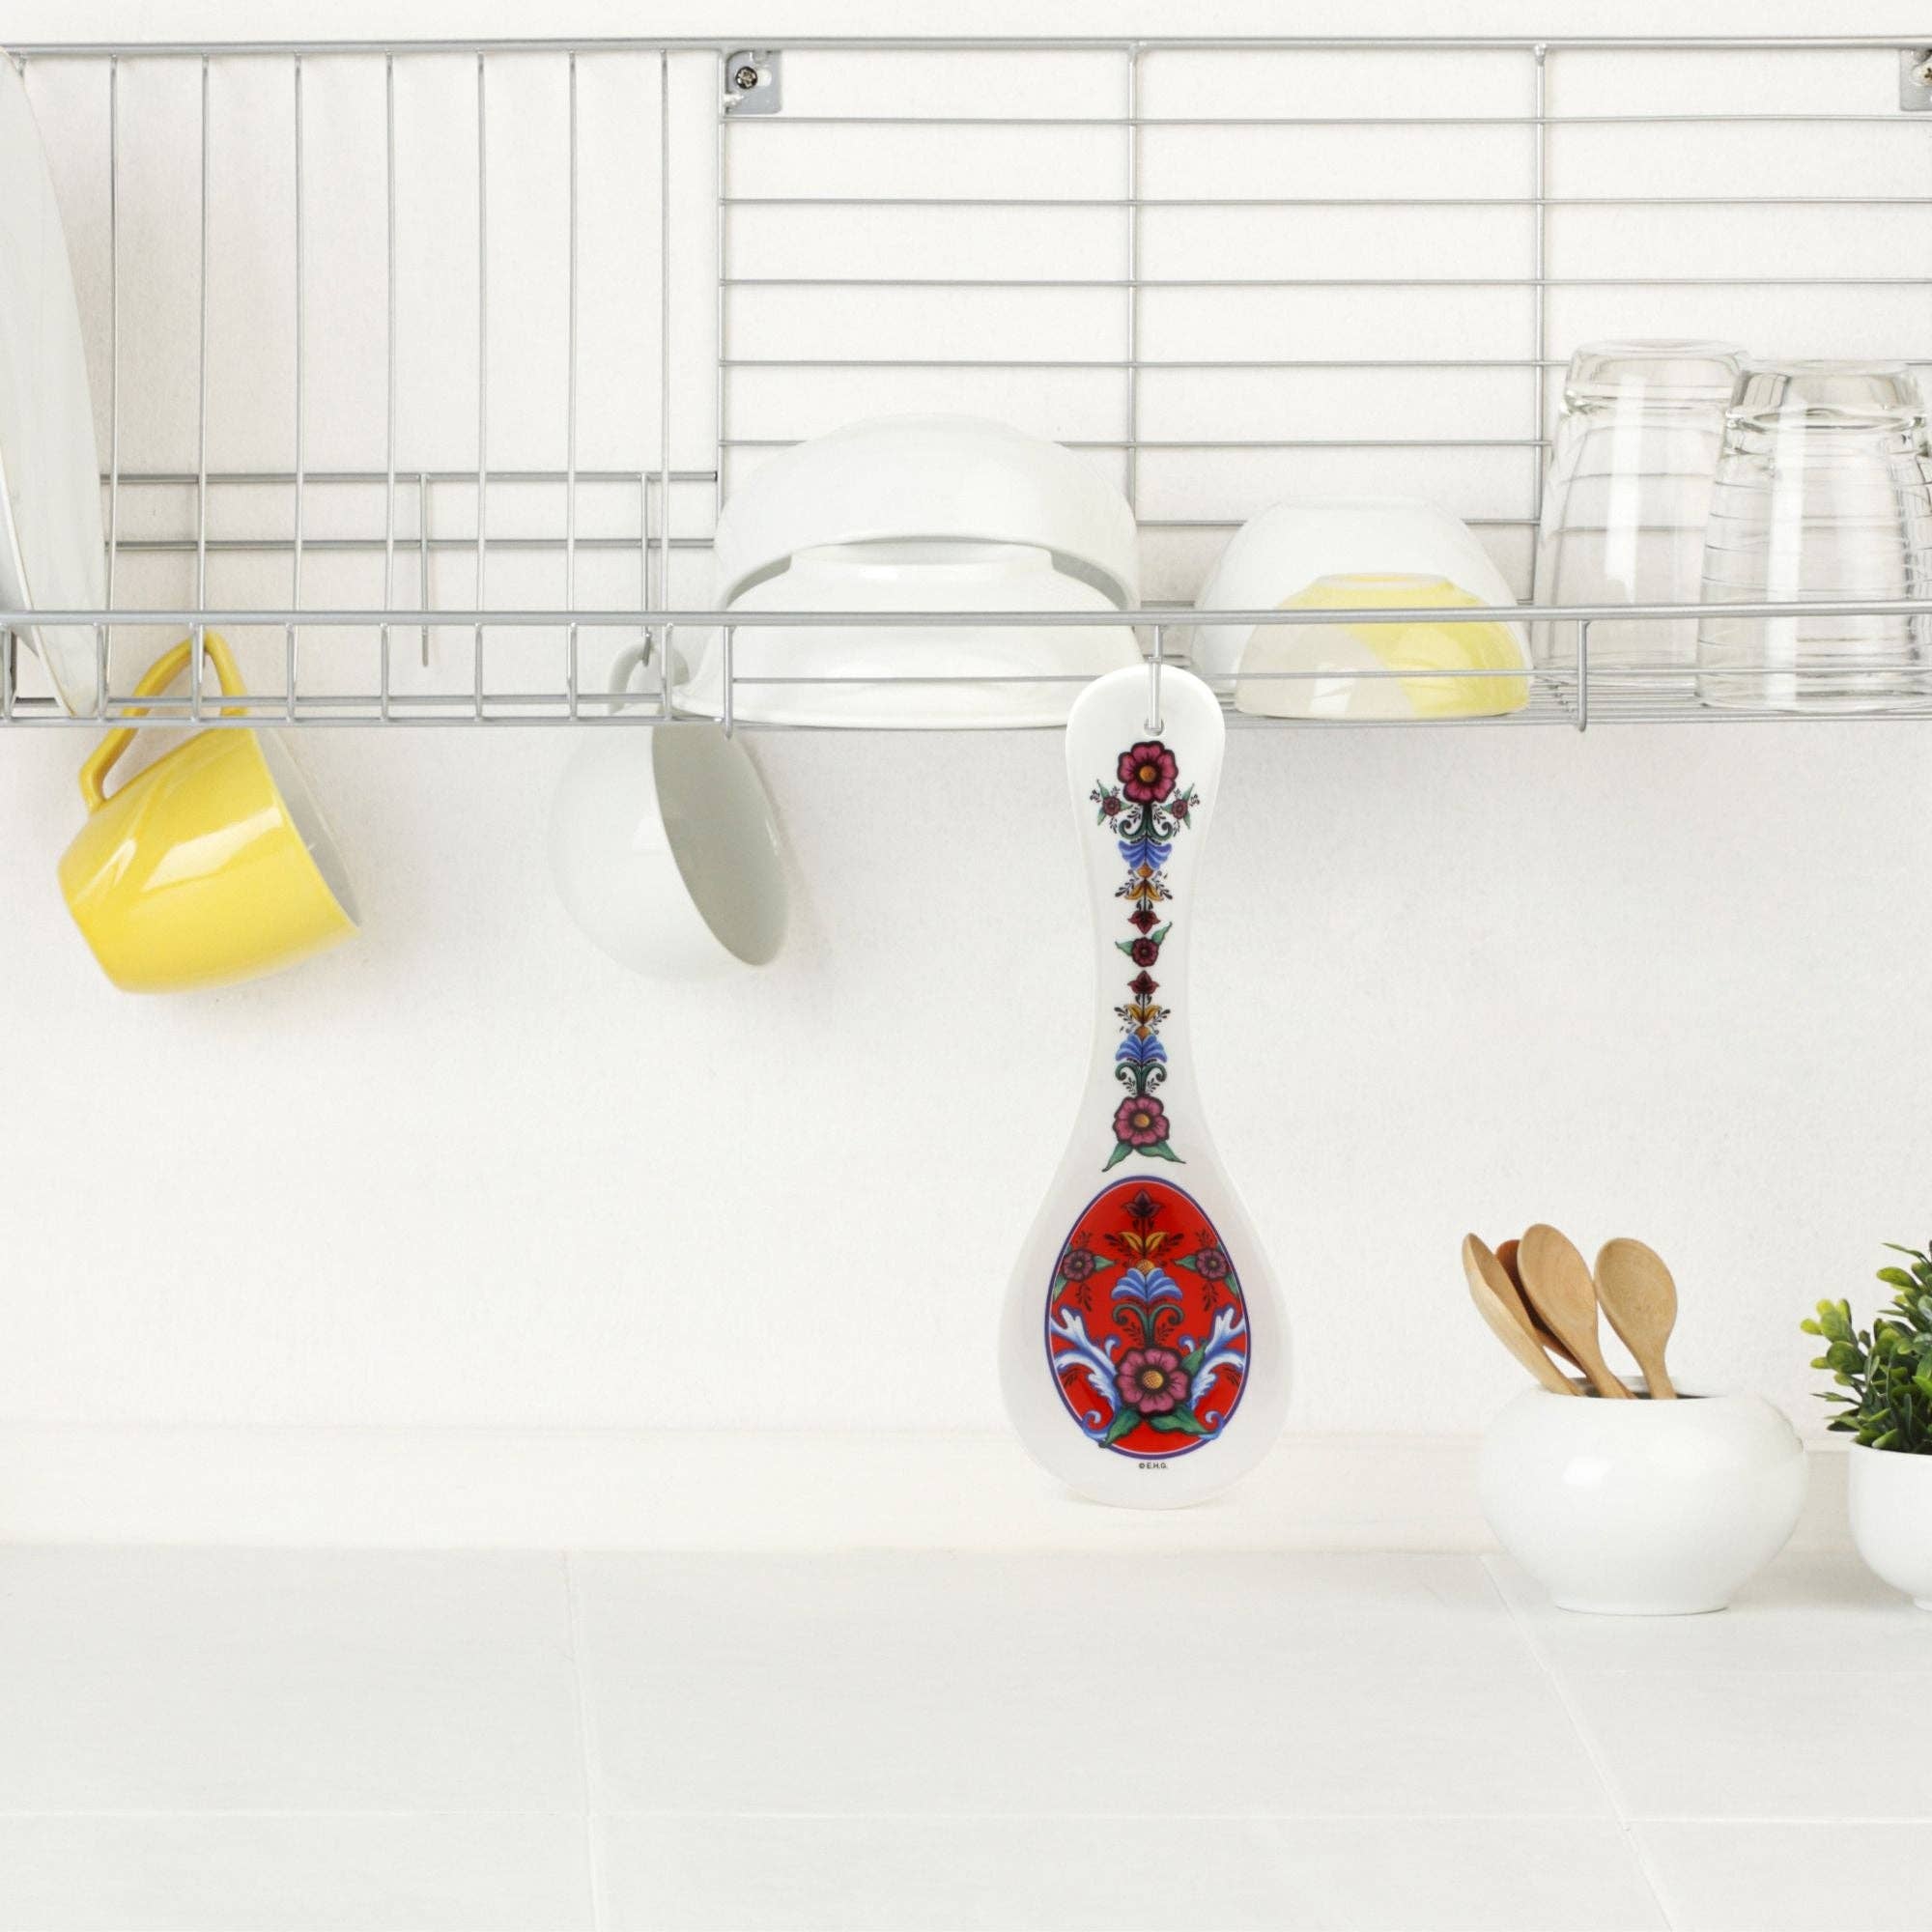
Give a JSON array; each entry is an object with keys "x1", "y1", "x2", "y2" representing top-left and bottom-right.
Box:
[
  {"x1": 677, "y1": 541, "x2": 1143, "y2": 729},
  {"x1": 1479, "y1": 1386, "x2": 1806, "y2": 1614},
  {"x1": 550, "y1": 646, "x2": 787, "y2": 977},
  {"x1": 712, "y1": 414, "x2": 1139, "y2": 611},
  {"x1": 1234, "y1": 571, "x2": 1529, "y2": 722},
  {"x1": 1191, "y1": 497, "x2": 1521, "y2": 690},
  {"x1": 1847, "y1": 1442, "x2": 1932, "y2": 1607}
]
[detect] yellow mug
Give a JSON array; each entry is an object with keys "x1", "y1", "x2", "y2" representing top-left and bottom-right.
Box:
[{"x1": 58, "y1": 634, "x2": 358, "y2": 993}]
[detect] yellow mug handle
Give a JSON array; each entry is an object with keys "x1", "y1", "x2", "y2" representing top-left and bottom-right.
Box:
[{"x1": 79, "y1": 633, "x2": 247, "y2": 814}]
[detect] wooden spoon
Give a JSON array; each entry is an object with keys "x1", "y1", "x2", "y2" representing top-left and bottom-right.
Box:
[
  {"x1": 1594, "y1": 1237, "x2": 1679, "y2": 1400},
  {"x1": 1462, "y1": 1234, "x2": 1576, "y2": 1394},
  {"x1": 1517, "y1": 1223, "x2": 1633, "y2": 1398},
  {"x1": 1496, "y1": 1236, "x2": 1583, "y2": 1372}
]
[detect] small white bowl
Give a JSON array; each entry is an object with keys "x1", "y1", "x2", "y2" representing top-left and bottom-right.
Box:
[
  {"x1": 1847, "y1": 1441, "x2": 1932, "y2": 1608},
  {"x1": 712, "y1": 414, "x2": 1140, "y2": 611},
  {"x1": 1479, "y1": 1386, "x2": 1806, "y2": 1614},
  {"x1": 1234, "y1": 571, "x2": 1529, "y2": 721},
  {"x1": 550, "y1": 646, "x2": 787, "y2": 977},
  {"x1": 1191, "y1": 497, "x2": 1521, "y2": 690}
]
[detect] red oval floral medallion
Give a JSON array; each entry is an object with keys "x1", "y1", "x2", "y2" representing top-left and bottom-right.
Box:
[{"x1": 1042, "y1": 1176, "x2": 1252, "y2": 1459}]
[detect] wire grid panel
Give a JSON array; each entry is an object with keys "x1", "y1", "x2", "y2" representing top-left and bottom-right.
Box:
[
  {"x1": 3, "y1": 34, "x2": 1932, "y2": 725},
  {"x1": 719, "y1": 40, "x2": 1932, "y2": 607},
  {"x1": 6, "y1": 42, "x2": 722, "y2": 723}
]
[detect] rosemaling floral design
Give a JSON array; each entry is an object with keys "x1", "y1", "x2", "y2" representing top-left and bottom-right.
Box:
[
  {"x1": 1044, "y1": 1176, "x2": 1252, "y2": 1459},
  {"x1": 1091, "y1": 737, "x2": 1200, "y2": 1172},
  {"x1": 1118, "y1": 1347, "x2": 1188, "y2": 1416}
]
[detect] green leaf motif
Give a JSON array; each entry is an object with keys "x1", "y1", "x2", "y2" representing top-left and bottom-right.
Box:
[
  {"x1": 1150, "y1": 1407, "x2": 1210, "y2": 1436},
  {"x1": 1102, "y1": 1407, "x2": 1141, "y2": 1446},
  {"x1": 1102, "y1": 1140, "x2": 1134, "y2": 1173},
  {"x1": 1140, "y1": 1142, "x2": 1182, "y2": 1164},
  {"x1": 1179, "y1": 1345, "x2": 1207, "y2": 1376}
]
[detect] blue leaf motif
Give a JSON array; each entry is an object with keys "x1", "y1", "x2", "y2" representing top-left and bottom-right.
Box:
[
  {"x1": 1178, "y1": 1304, "x2": 1247, "y2": 1427},
  {"x1": 1117, "y1": 835, "x2": 1173, "y2": 870},
  {"x1": 1113, "y1": 1266, "x2": 1182, "y2": 1308},
  {"x1": 1047, "y1": 1308, "x2": 1122, "y2": 1436}
]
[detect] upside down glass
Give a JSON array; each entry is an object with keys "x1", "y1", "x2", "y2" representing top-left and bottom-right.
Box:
[
  {"x1": 1698, "y1": 362, "x2": 1932, "y2": 712},
  {"x1": 1532, "y1": 340, "x2": 1747, "y2": 694}
]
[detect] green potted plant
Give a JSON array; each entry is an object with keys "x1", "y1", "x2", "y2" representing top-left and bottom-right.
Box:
[{"x1": 1804, "y1": 1244, "x2": 1932, "y2": 1606}]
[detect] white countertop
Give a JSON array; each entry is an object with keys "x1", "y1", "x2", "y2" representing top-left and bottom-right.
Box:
[{"x1": 0, "y1": 1543, "x2": 1920, "y2": 1931}]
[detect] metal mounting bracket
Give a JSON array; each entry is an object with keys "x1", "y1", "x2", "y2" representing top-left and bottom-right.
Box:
[
  {"x1": 1900, "y1": 48, "x2": 1932, "y2": 108},
  {"x1": 724, "y1": 50, "x2": 781, "y2": 114}
]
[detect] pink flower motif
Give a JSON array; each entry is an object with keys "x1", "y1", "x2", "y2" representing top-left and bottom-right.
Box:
[
  {"x1": 1118, "y1": 740, "x2": 1178, "y2": 804},
  {"x1": 1117, "y1": 1346, "x2": 1190, "y2": 1415},
  {"x1": 1061, "y1": 1246, "x2": 1097, "y2": 1282},
  {"x1": 1113, "y1": 1095, "x2": 1169, "y2": 1148},
  {"x1": 1129, "y1": 936, "x2": 1161, "y2": 968}
]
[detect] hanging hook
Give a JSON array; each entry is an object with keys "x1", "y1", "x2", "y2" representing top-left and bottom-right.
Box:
[{"x1": 1146, "y1": 623, "x2": 1165, "y2": 735}]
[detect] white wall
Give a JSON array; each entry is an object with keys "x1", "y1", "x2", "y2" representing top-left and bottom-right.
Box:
[{"x1": 3, "y1": 0, "x2": 1929, "y2": 1469}]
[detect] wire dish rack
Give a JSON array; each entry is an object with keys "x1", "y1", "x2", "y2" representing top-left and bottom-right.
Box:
[{"x1": 4, "y1": 30, "x2": 1932, "y2": 729}]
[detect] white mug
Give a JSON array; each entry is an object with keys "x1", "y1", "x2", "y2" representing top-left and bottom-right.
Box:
[{"x1": 548, "y1": 641, "x2": 787, "y2": 978}]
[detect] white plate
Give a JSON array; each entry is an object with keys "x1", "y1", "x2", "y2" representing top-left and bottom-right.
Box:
[{"x1": 0, "y1": 56, "x2": 104, "y2": 715}]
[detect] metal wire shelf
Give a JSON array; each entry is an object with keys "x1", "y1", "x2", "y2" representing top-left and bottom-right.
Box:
[
  {"x1": 9, "y1": 599, "x2": 1932, "y2": 733},
  {"x1": 0, "y1": 31, "x2": 1928, "y2": 730}
]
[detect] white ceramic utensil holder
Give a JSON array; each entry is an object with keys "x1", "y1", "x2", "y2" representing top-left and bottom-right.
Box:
[
  {"x1": 1479, "y1": 1386, "x2": 1806, "y2": 1614},
  {"x1": 999, "y1": 665, "x2": 1291, "y2": 1508},
  {"x1": 1847, "y1": 1442, "x2": 1932, "y2": 1607}
]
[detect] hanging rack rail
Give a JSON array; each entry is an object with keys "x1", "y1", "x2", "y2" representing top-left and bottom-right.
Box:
[{"x1": 0, "y1": 32, "x2": 1926, "y2": 730}]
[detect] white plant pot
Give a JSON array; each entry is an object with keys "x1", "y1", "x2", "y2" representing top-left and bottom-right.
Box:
[
  {"x1": 1478, "y1": 1387, "x2": 1807, "y2": 1615},
  {"x1": 1847, "y1": 1441, "x2": 1932, "y2": 1607}
]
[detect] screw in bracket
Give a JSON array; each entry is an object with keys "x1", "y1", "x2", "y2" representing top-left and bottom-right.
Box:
[{"x1": 724, "y1": 50, "x2": 782, "y2": 115}]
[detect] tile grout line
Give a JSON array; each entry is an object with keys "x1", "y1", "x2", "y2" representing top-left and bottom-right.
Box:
[
  {"x1": 2, "y1": 1804, "x2": 1926, "y2": 1825},
  {"x1": 1479, "y1": 1553, "x2": 1679, "y2": 1932},
  {"x1": 564, "y1": 1550, "x2": 611, "y2": 1932},
  {"x1": 0, "y1": 1807, "x2": 602, "y2": 1819},
  {"x1": 4, "y1": 1805, "x2": 1852, "y2": 1822}
]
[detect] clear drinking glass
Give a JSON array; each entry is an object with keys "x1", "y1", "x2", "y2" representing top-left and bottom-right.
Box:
[
  {"x1": 1697, "y1": 362, "x2": 1932, "y2": 712},
  {"x1": 1533, "y1": 340, "x2": 1747, "y2": 693}
]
